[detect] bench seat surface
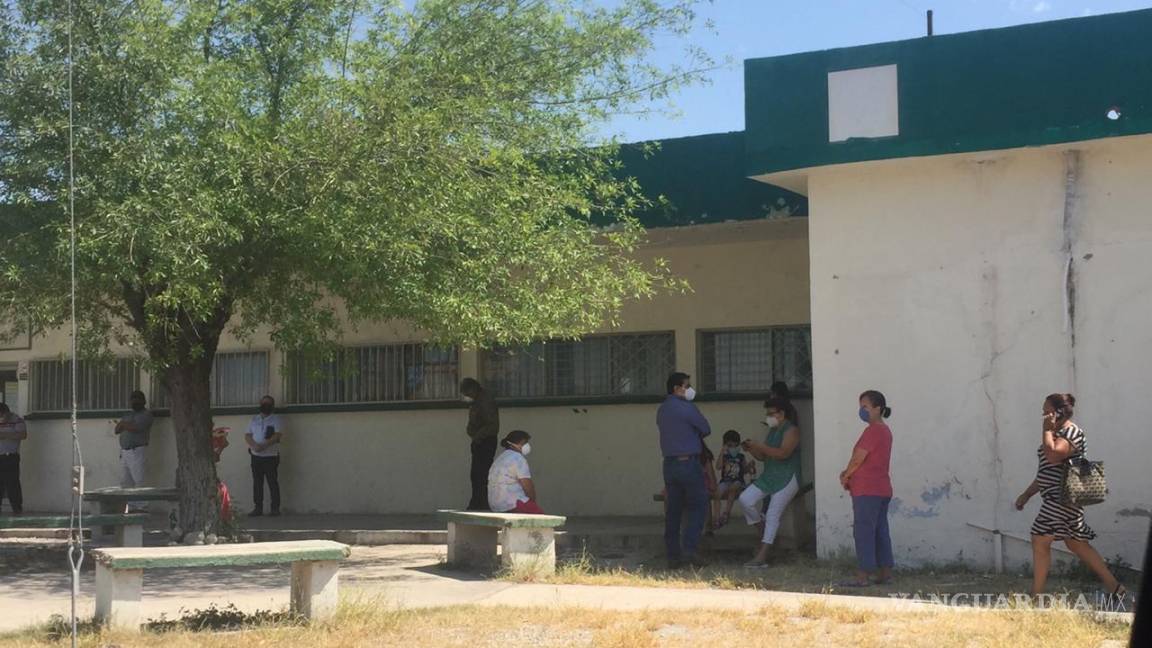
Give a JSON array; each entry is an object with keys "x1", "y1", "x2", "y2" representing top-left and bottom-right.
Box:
[
  {"x1": 83, "y1": 487, "x2": 180, "y2": 502},
  {"x1": 91, "y1": 540, "x2": 350, "y2": 570},
  {"x1": 0, "y1": 513, "x2": 149, "y2": 529},
  {"x1": 438, "y1": 510, "x2": 565, "y2": 528}
]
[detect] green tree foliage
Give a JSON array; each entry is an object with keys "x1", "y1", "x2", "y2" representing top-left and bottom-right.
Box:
[{"x1": 0, "y1": 0, "x2": 707, "y2": 534}]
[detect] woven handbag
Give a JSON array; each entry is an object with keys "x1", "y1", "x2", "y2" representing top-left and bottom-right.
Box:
[{"x1": 1060, "y1": 456, "x2": 1108, "y2": 507}]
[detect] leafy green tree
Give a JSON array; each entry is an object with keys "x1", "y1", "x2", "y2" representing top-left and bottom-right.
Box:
[{"x1": 0, "y1": 0, "x2": 707, "y2": 535}]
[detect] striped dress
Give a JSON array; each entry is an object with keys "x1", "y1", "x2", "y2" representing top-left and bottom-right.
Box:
[{"x1": 1030, "y1": 422, "x2": 1096, "y2": 541}]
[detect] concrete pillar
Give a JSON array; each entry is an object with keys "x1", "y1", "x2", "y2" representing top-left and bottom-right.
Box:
[
  {"x1": 290, "y1": 560, "x2": 340, "y2": 621},
  {"x1": 116, "y1": 524, "x2": 143, "y2": 548},
  {"x1": 499, "y1": 527, "x2": 556, "y2": 576},
  {"x1": 446, "y1": 522, "x2": 498, "y2": 568},
  {"x1": 94, "y1": 564, "x2": 143, "y2": 630}
]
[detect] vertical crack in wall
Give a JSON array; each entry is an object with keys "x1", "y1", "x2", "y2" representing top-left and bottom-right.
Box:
[
  {"x1": 980, "y1": 267, "x2": 1004, "y2": 530},
  {"x1": 1062, "y1": 150, "x2": 1080, "y2": 391}
]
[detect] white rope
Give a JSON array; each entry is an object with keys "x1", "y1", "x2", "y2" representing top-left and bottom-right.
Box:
[{"x1": 65, "y1": 0, "x2": 85, "y2": 644}]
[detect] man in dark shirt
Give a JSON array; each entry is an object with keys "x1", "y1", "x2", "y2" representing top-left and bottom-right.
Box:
[
  {"x1": 461, "y1": 378, "x2": 499, "y2": 510},
  {"x1": 657, "y1": 372, "x2": 712, "y2": 568}
]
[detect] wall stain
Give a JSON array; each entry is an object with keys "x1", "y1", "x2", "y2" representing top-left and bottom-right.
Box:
[
  {"x1": 1117, "y1": 508, "x2": 1152, "y2": 518},
  {"x1": 921, "y1": 483, "x2": 952, "y2": 505},
  {"x1": 891, "y1": 496, "x2": 939, "y2": 519}
]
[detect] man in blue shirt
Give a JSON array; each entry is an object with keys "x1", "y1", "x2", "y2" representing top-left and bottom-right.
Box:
[{"x1": 657, "y1": 371, "x2": 712, "y2": 568}]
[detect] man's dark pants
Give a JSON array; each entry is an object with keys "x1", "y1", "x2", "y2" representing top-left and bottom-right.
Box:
[
  {"x1": 468, "y1": 436, "x2": 497, "y2": 511},
  {"x1": 0, "y1": 454, "x2": 22, "y2": 513},
  {"x1": 250, "y1": 454, "x2": 281, "y2": 513},
  {"x1": 663, "y1": 455, "x2": 708, "y2": 561}
]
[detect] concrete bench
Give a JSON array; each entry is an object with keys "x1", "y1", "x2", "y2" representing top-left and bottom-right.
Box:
[
  {"x1": 84, "y1": 487, "x2": 179, "y2": 535},
  {"x1": 91, "y1": 540, "x2": 351, "y2": 630},
  {"x1": 653, "y1": 482, "x2": 816, "y2": 548},
  {"x1": 437, "y1": 510, "x2": 566, "y2": 576},
  {"x1": 0, "y1": 513, "x2": 150, "y2": 547}
]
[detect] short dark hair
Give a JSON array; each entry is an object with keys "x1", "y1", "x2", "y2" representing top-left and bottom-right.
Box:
[
  {"x1": 501, "y1": 429, "x2": 531, "y2": 449},
  {"x1": 859, "y1": 390, "x2": 892, "y2": 419},
  {"x1": 666, "y1": 372, "x2": 690, "y2": 395},
  {"x1": 0, "y1": 402, "x2": 10, "y2": 414},
  {"x1": 130, "y1": 390, "x2": 146, "y2": 401},
  {"x1": 460, "y1": 377, "x2": 481, "y2": 396},
  {"x1": 260, "y1": 394, "x2": 275, "y2": 404},
  {"x1": 722, "y1": 429, "x2": 741, "y2": 444}
]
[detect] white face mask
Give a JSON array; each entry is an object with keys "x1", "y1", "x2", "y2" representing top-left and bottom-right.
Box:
[
  {"x1": 684, "y1": 387, "x2": 697, "y2": 402},
  {"x1": 765, "y1": 415, "x2": 780, "y2": 428},
  {"x1": 519, "y1": 442, "x2": 532, "y2": 456},
  {"x1": 462, "y1": 395, "x2": 473, "y2": 403}
]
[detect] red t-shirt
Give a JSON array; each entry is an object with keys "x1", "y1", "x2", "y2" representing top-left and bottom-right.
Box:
[{"x1": 850, "y1": 422, "x2": 893, "y2": 498}]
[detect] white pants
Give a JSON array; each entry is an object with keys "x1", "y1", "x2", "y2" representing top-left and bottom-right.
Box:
[
  {"x1": 119, "y1": 446, "x2": 148, "y2": 511},
  {"x1": 738, "y1": 475, "x2": 799, "y2": 545}
]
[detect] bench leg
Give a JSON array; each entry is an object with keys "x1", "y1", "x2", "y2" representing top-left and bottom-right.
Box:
[
  {"x1": 291, "y1": 560, "x2": 340, "y2": 621},
  {"x1": 499, "y1": 527, "x2": 556, "y2": 576},
  {"x1": 95, "y1": 564, "x2": 143, "y2": 630},
  {"x1": 99, "y1": 500, "x2": 116, "y2": 538},
  {"x1": 115, "y1": 524, "x2": 143, "y2": 547},
  {"x1": 446, "y1": 522, "x2": 498, "y2": 569}
]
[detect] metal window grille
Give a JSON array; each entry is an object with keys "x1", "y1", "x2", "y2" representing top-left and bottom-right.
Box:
[
  {"x1": 151, "y1": 351, "x2": 270, "y2": 408},
  {"x1": 285, "y1": 344, "x2": 459, "y2": 405},
  {"x1": 29, "y1": 358, "x2": 140, "y2": 413},
  {"x1": 482, "y1": 332, "x2": 675, "y2": 399},
  {"x1": 698, "y1": 327, "x2": 812, "y2": 395}
]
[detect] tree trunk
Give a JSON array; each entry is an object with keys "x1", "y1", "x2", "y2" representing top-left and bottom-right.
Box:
[{"x1": 165, "y1": 359, "x2": 219, "y2": 539}]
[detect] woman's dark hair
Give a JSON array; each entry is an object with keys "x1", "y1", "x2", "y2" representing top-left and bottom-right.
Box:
[
  {"x1": 460, "y1": 377, "x2": 481, "y2": 397},
  {"x1": 722, "y1": 429, "x2": 741, "y2": 444},
  {"x1": 500, "y1": 429, "x2": 531, "y2": 449},
  {"x1": 763, "y1": 396, "x2": 799, "y2": 424},
  {"x1": 666, "y1": 372, "x2": 690, "y2": 395},
  {"x1": 769, "y1": 381, "x2": 791, "y2": 400},
  {"x1": 859, "y1": 390, "x2": 892, "y2": 418},
  {"x1": 1045, "y1": 393, "x2": 1076, "y2": 421}
]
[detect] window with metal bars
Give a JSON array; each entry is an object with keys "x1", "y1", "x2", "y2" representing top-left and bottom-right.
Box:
[
  {"x1": 29, "y1": 357, "x2": 140, "y2": 413},
  {"x1": 482, "y1": 332, "x2": 675, "y2": 399},
  {"x1": 698, "y1": 327, "x2": 812, "y2": 395},
  {"x1": 151, "y1": 351, "x2": 270, "y2": 408},
  {"x1": 285, "y1": 344, "x2": 459, "y2": 404}
]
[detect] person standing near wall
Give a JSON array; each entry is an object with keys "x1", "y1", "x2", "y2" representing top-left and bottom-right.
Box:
[
  {"x1": 738, "y1": 398, "x2": 802, "y2": 567},
  {"x1": 1015, "y1": 393, "x2": 1126, "y2": 601},
  {"x1": 114, "y1": 390, "x2": 153, "y2": 512},
  {"x1": 461, "y1": 378, "x2": 499, "y2": 511},
  {"x1": 246, "y1": 395, "x2": 283, "y2": 517},
  {"x1": 0, "y1": 402, "x2": 27, "y2": 515},
  {"x1": 657, "y1": 371, "x2": 712, "y2": 569},
  {"x1": 838, "y1": 390, "x2": 894, "y2": 587}
]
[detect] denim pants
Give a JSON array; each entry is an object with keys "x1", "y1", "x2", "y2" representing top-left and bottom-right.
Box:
[
  {"x1": 663, "y1": 456, "x2": 708, "y2": 559},
  {"x1": 852, "y1": 495, "x2": 894, "y2": 572}
]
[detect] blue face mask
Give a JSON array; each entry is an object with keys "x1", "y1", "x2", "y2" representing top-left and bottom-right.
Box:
[
  {"x1": 858, "y1": 406, "x2": 871, "y2": 423},
  {"x1": 726, "y1": 446, "x2": 740, "y2": 458}
]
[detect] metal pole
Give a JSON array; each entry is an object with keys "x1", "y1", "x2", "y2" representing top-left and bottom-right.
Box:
[{"x1": 927, "y1": 10, "x2": 934, "y2": 36}]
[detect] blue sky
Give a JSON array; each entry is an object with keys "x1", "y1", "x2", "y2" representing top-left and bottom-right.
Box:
[{"x1": 605, "y1": 0, "x2": 1152, "y2": 142}]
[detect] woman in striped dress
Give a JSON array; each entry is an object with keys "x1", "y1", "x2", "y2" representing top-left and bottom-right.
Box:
[{"x1": 1015, "y1": 393, "x2": 1125, "y2": 598}]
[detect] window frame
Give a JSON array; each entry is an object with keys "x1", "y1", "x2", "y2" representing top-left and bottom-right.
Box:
[
  {"x1": 28, "y1": 356, "x2": 141, "y2": 414},
  {"x1": 283, "y1": 342, "x2": 460, "y2": 406},
  {"x1": 695, "y1": 325, "x2": 813, "y2": 398}
]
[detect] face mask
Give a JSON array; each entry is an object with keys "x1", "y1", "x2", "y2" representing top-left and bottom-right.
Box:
[
  {"x1": 519, "y1": 442, "x2": 532, "y2": 456},
  {"x1": 260, "y1": 404, "x2": 274, "y2": 415},
  {"x1": 684, "y1": 387, "x2": 696, "y2": 402},
  {"x1": 131, "y1": 402, "x2": 145, "y2": 411},
  {"x1": 858, "y1": 406, "x2": 871, "y2": 423},
  {"x1": 462, "y1": 395, "x2": 474, "y2": 403},
  {"x1": 726, "y1": 446, "x2": 740, "y2": 458},
  {"x1": 765, "y1": 415, "x2": 780, "y2": 428}
]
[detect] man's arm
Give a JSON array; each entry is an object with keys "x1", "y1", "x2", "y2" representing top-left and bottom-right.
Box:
[
  {"x1": 0, "y1": 420, "x2": 26, "y2": 441},
  {"x1": 690, "y1": 405, "x2": 711, "y2": 439}
]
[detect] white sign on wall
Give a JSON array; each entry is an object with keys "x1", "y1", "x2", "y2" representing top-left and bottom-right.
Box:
[{"x1": 827, "y1": 64, "x2": 900, "y2": 142}]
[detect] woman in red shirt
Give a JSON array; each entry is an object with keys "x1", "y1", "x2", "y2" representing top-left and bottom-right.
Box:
[{"x1": 838, "y1": 390, "x2": 894, "y2": 587}]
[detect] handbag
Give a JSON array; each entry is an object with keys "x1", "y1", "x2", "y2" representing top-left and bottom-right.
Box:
[{"x1": 1060, "y1": 456, "x2": 1108, "y2": 507}]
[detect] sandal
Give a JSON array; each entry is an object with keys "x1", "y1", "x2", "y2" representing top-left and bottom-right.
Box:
[{"x1": 717, "y1": 512, "x2": 729, "y2": 528}]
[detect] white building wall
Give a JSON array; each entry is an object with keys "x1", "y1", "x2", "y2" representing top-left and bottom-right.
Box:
[{"x1": 808, "y1": 135, "x2": 1152, "y2": 570}]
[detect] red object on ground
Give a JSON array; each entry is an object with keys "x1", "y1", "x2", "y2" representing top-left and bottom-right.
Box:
[
  {"x1": 218, "y1": 480, "x2": 232, "y2": 522},
  {"x1": 511, "y1": 499, "x2": 545, "y2": 514}
]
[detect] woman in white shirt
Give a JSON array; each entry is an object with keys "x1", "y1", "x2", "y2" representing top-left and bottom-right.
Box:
[{"x1": 487, "y1": 430, "x2": 543, "y2": 514}]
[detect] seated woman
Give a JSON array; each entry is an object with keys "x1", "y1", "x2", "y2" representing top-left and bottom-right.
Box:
[
  {"x1": 487, "y1": 430, "x2": 544, "y2": 514},
  {"x1": 737, "y1": 398, "x2": 801, "y2": 567}
]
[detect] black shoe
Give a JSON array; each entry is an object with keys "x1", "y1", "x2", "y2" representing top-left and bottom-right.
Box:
[
  {"x1": 249, "y1": 509, "x2": 263, "y2": 517},
  {"x1": 269, "y1": 510, "x2": 281, "y2": 517}
]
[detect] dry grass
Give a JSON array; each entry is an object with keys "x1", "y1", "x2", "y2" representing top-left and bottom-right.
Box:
[
  {"x1": 511, "y1": 548, "x2": 1118, "y2": 603},
  {"x1": 0, "y1": 596, "x2": 1130, "y2": 648}
]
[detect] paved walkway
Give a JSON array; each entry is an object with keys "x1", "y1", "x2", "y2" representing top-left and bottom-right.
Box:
[{"x1": 5, "y1": 543, "x2": 1122, "y2": 634}]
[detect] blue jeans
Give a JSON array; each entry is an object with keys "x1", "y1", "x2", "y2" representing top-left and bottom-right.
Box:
[
  {"x1": 663, "y1": 456, "x2": 708, "y2": 560},
  {"x1": 852, "y1": 495, "x2": 894, "y2": 572}
]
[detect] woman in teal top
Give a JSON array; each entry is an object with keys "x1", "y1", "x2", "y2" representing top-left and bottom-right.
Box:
[{"x1": 738, "y1": 398, "x2": 802, "y2": 567}]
